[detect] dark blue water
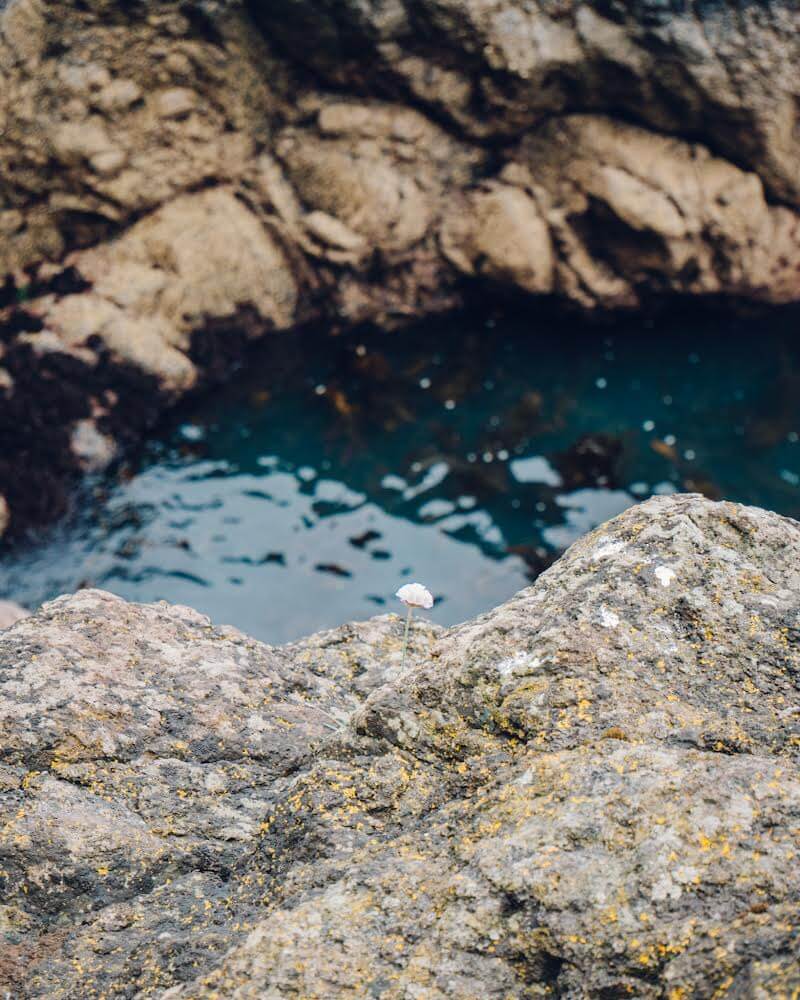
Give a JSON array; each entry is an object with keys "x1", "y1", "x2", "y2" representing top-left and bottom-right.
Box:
[{"x1": 2, "y1": 306, "x2": 800, "y2": 642}]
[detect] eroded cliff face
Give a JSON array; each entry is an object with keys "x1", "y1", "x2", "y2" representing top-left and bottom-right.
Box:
[
  {"x1": 0, "y1": 0, "x2": 799, "y2": 537},
  {"x1": 0, "y1": 494, "x2": 799, "y2": 998}
]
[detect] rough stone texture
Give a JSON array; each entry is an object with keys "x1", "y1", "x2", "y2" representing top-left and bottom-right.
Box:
[
  {"x1": 1, "y1": 494, "x2": 799, "y2": 998},
  {"x1": 252, "y1": 0, "x2": 800, "y2": 206},
  {"x1": 41, "y1": 187, "x2": 298, "y2": 392},
  {"x1": 0, "y1": 0, "x2": 799, "y2": 535}
]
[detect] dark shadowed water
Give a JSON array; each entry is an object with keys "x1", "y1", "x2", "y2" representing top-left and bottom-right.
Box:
[{"x1": 2, "y1": 305, "x2": 800, "y2": 642}]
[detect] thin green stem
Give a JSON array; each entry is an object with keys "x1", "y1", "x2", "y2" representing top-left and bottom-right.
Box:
[{"x1": 401, "y1": 605, "x2": 413, "y2": 670}]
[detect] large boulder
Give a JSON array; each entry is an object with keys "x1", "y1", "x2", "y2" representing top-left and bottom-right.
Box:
[{"x1": 1, "y1": 493, "x2": 799, "y2": 997}]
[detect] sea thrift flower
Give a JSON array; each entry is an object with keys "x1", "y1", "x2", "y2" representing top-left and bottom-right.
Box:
[
  {"x1": 396, "y1": 583, "x2": 434, "y2": 610},
  {"x1": 396, "y1": 582, "x2": 434, "y2": 669}
]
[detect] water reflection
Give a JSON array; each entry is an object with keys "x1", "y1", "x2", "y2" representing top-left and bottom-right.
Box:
[{"x1": 1, "y1": 305, "x2": 799, "y2": 643}]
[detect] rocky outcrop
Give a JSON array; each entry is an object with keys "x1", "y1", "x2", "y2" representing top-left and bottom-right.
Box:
[
  {"x1": 1, "y1": 494, "x2": 799, "y2": 997},
  {"x1": 1, "y1": 0, "x2": 799, "y2": 537}
]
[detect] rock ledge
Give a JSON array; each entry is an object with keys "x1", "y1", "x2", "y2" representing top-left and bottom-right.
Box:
[{"x1": 1, "y1": 494, "x2": 799, "y2": 997}]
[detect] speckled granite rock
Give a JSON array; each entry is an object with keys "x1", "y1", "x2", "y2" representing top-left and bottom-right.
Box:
[{"x1": 1, "y1": 494, "x2": 799, "y2": 997}]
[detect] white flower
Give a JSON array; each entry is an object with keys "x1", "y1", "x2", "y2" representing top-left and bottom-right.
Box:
[
  {"x1": 396, "y1": 582, "x2": 434, "y2": 610},
  {"x1": 654, "y1": 565, "x2": 676, "y2": 587}
]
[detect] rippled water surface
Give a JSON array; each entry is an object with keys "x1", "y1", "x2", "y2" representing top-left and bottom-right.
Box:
[{"x1": 2, "y1": 306, "x2": 800, "y2": 642}]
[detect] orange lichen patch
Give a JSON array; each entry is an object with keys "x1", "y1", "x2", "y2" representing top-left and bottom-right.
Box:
[{"x1": 602, "y1": 727, "x2": 630, "y2": 741}]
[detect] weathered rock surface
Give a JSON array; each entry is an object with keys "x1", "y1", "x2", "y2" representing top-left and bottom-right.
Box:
[
  {"x1": 1, "y1": 494, "x2": 799, "y2": 998},
  {"x1": 1, "y1": 0, "x2": 800, "y2": 537}
]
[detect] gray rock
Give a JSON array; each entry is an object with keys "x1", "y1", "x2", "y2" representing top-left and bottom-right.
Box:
[{"x1": 1, "y1": 494, "x2": 799, "y2": 997}]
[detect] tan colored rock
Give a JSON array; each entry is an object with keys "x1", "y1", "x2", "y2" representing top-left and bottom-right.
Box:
[
  {"x1": 4, "y1": 0, "x2": 796, "y2": 330},
  {"x1": 0, "y1": 0, "x2": 279, "y2": 273},
  {"x1": 45, "y1": 293, "x2": 197, "y2": 391},
  {"x1": 252, "y1": 1, "x2": 800, "y2": 207},
  {"x1": 16, "y1": 329, "x2": 96, "y2": 366},
  {"x1": 60, "y1": 61, "x2": 110, "y2": 93},
  {"x1": 441, "y1": 183, "x2": 554, "y2": 294},
  {"x1": 156, "y1": 87, "x2": 197, "y2": 119},
  {"x1": 303, "y1": 210, "x2": 367, "y2": 254},
  {"x1": 38, "y1": 188, "x2": 297, "y2": 391},
  {"x1": 89, "y1": 148, "x2": 127, "y2": 176},
  {"x1": 274, "y1": 97, "x2": 474, "y2": 262},
  {"x1": 318, "y1": 102, "x2": 438, "y2": 146},
  {"x1": 98, "y1": 313, "x2": 197, "y2": 392},
  {"x1": 0, "y1": 209, "x2": 23, "y2": 235},
  {"x1": 595, "y1": 165, "x2": 687, "y2": 239},
  {"x1": 129, "y1": 187, "x2": 298, "y2": 333},
  {"x1": 45, "y1": 293, "x2": 121, "y2": 346},
  {"x1": 0, "y1": 0, "x2": 46, "y2": 64},
  {"x1": 94, "y1": 78, "x2": 142, "y2": 113},
  {"x1": 0, "y1": 0, "x2": 799, "y2": 542},
  {"x1": 0, "y1": 599, "x2": 27, "y2": 628},
  {"x1": 276, "y1": 131, "x2": 433, "y2": 253},
  {"x1": 519, "y1": 115, "x2": 800, "y2": 309},
  {"x1": 51, "y1": 118, "x2": 115, "y2": 164},
  {"x1": 0, "y1": 495, "x2": 9, "y2": 538}
]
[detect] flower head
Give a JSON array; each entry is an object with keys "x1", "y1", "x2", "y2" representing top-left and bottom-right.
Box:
[{"x1": 396, "y1": 582, "x2": 434, "y2": 610}]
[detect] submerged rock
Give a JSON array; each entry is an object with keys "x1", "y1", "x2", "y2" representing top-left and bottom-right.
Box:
[
  {"x1": 1, "y1": 0, "x2": 800, "y2": 537},
  {"x1": 1, "y1": 494, "x2": 799, "y2": 997}
]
